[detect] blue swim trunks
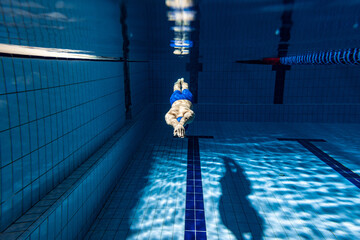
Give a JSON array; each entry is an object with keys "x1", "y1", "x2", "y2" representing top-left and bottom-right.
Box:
[{"x1": 170, "y1": 89, "x2": 194, "y2": 106}]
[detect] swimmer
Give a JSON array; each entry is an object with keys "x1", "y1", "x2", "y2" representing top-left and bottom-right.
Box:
[{"x1": 165, "y1": 78, "x2": 195, "y2": 138}]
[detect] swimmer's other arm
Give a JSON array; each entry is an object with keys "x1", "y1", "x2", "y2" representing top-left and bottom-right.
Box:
[{"x1": 165, "y1": 110, "x2": 195, "y2": 138}]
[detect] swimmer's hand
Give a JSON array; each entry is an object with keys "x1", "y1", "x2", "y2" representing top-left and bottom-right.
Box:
[{"x1": 174, "y1": 124, "x2": 185, "y2": 138}]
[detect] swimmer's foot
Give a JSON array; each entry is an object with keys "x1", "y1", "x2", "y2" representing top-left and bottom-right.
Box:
[
  {"x1": 176, "y1": 78, "x2": 183, "y2": 84},
  {"x1": 181, "y1": 78, "x2": 188, "y2": 90},
  {"x1": 173, "y1": 78, "x2": 182, "y2": 91}
]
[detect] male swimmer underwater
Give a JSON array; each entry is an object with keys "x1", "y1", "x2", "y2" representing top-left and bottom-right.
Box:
[{"x1": 165, "y1": 78, "x2": 195, "y2": 138}]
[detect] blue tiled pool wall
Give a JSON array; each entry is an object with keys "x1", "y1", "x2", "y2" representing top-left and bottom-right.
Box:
[
  {"x1": 130, "y1": 61, "x2": 150, "y2": 117},
  {"x1": 21, "y1": 107, "x2": 152, "y2": 240},
  {"x1": 126, "y1": 1, "x2": 150, "y2": 117},
  {"x1": 149, "y1": 1, "x2": 360, "y2": 123},
  {"x1": 154, "y1": 103, "x2": 360, "y2": 122},
  {"x1": 0, "y1": 0, "x2": 150, "y2": 232},
  {"x1": 152, "y1": 64, "x2": 360, "y2": 123},
  {"x1": 0, "y1": 59, "x2": 126, "y2": 232}
]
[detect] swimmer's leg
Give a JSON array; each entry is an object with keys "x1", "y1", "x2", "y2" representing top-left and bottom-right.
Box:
[
  {"x1": 173, "y1": 78, "x2": 182, "y2": 92},
  {"x1": 180, "y1": 78, "x2": 189, "y2": 90}
]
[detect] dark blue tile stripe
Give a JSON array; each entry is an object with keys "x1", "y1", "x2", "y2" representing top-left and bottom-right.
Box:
[
  {"x1": 278, "y1": 138, "x2": 326, "y2": 142},
  {"x1": 298, "y1": 140, "x2": 360, "y2": 188},
  {"x1": 278, "y1": 138, "x2": 360, "y2": 189},
  {"x1": 185, "y1": 136, "x2": 213, "y2": 240}
]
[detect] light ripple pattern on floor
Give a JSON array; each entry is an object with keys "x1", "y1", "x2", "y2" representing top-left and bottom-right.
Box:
[{"x1": 85, "y1": 122, "x2": 360, "y2": 240}]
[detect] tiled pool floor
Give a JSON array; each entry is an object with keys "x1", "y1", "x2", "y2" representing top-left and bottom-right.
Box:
[{"x1": 84, "y1": 121, "x2": 360, "y2": 240}]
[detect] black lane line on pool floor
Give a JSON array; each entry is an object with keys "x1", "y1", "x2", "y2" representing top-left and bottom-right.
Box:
[
  {"x1": 185, "y1": 136, "x2": 213, "y2": 240},
  {"x1": 278, "y1": 138, "x2": 360, "y2": 189}
]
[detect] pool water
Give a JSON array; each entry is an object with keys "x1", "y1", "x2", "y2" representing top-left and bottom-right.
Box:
[{"x1": 85, "y1": 121, "x2": 360, "y2": 240}]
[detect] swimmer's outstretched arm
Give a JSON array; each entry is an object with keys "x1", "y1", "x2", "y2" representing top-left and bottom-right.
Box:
[
  {"x1": 165, "y1": 110, "x2": 184, "y2": 138},
  {"x1": 179, "y1": 109, "x2": 195, "y2": 126},
  {"x1": 165, "y1": 109, "x2": 195, "y2": 128},
  {"x1": 165, "y1": 110, "x2": 180, "y2": 128},
  {"x1": 165, "y1": 109, "x2": 195, "y2": 138}
]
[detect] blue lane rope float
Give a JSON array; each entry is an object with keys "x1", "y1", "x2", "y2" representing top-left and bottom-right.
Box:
[
  {"x1": 236, "y1": 48, "x2": 360, "y2": 66},
  {"x1": 279, "y1": 48, "x2": 360, "y2": 65}
]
